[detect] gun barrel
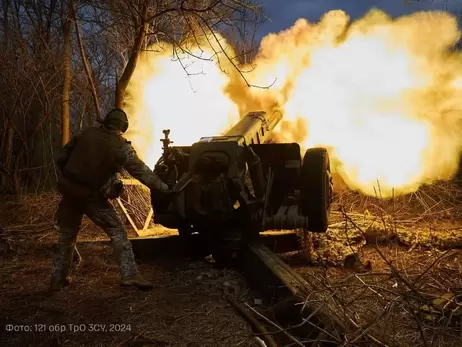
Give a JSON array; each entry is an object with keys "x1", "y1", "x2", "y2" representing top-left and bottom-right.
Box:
[{"x1": 224, "y1": 110, "x2": 283, "y2": 145}]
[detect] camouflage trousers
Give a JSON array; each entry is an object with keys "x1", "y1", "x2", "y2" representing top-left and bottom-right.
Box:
[{"x1": 51, "y1": 195, "x2": 138, "y2": 282}]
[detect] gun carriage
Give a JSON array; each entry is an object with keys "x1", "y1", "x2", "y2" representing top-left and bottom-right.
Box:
[{"x1": 151, "y1": 111, "x2": 334, "y2": 264}]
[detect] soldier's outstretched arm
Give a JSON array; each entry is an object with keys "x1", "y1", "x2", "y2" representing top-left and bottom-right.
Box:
[{"x1": 122, "y1": 142, "x2": 169, "y2": 192}]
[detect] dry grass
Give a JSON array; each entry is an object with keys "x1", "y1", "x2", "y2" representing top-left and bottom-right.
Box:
[
  {"x1": 333, "y1": 180, "x2": 462, "y2": 224},
  {"x1": 288, "y1": 247, "x2": 462, "y2": 346},
  {"x1": 117, "y1": 170, "x2": 153, "y2": 229},
  {"x1": 1, "y1": 179, "x2": 461, "y2": 346},
  {"x1": 0, "y1": 183, "x2": 269, "y2": 347},
  {"x1": 0, "y1": 187, "x2": 266, "y2": 347},
  {"x1": 0, "y1": 174, "x2": 157, "y2": 244},
  {"x1": 273, "y1": 180, "x2": 462, "y2": 346}
]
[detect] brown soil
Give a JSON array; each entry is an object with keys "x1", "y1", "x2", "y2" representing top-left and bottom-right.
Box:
[
  {"x1": 1, "y1": 191, "x2": 462, "y2": 347},
  {"x1": 0, "y1": 196, "x2": 264, "y2": 347},
  {"x1": 0, "y1": 238, "x2": 263, "y2": 347}
]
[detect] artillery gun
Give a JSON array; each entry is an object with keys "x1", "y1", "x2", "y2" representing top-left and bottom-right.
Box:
[{"x1": 151, "y1": 110, "x2": 334, "y2": 264}]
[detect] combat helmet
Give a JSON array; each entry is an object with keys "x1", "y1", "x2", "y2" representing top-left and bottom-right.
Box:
[{"x1": 102, "y1": 108, "x2": 129, "y2": 133}]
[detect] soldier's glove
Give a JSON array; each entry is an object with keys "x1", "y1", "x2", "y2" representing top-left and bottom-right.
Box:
[
  {"x1": 148, "y1": 171, "x2": 174, "y2": 193},
  {"x1": 154, "y1": 163, "x2": 169, "y2": 177},
  {"x1": 148, "y1": 181, "x2": 167, "y2": 193}
]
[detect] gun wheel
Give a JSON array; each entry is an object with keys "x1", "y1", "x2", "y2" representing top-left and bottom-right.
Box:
[{"x1": 300, "y1": 148, "x2": 333, "y2": 233}]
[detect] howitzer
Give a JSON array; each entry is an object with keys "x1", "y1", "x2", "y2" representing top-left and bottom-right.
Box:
[{"x1": 152, "y1": 111, "x2": 333, "y2": 264}]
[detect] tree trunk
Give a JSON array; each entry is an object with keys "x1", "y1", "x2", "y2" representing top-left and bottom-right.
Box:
[
  {"x1": 115, "y1": 3, "x2": 148, "y2": 108},
  {"x1": 2, "y1": 0, "x2": 10, "y2": 49},
  {"x1": 5, "y1": 121, "x2": 14, "y2": 175},
  {"x1": 71, "y1": 0, "x2": 102, "y2": 121},
  {"x1": 1, "y1": 0, "x2": 11, "y2": 187},
  {"x1": 79, "y1": 95, "x2": 87, "y2": 131},
  {"x1": 61, "y1": 13, "x2": 73, "y2": 145},
  {"x1": 12, "y1": 143, "x2": 23, "y2": 204},
  {"x1": 0, "y1": 121, "x2": 14, "y2": 188}
]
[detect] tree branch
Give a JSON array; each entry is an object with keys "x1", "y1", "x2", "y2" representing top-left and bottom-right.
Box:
[{"x1": 71, "y1": 0, "x2": 102, "y2": 120}]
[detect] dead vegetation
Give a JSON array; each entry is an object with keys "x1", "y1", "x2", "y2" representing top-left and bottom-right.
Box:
[
  {"x1": 0, "y1": 242, "x2": 263, "y2": 347},
  {"x1": 268, "y1": 180, "x2": 462, "y2": 346},
  {"x1": 297, "y1": 181, "x2": 462, "y2": 266},
  {"x1": 1, "y1": 181, "x2": 461, "y2": 346},
  {"x1": 0, "y1": 191, "x2": 266, "y2": 347}
]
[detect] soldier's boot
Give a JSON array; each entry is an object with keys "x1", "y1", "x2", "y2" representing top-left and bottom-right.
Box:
[
  {"x1": 111, "y1": 235, "x2": 152, "y2": 290},
  {"x1": 50, "y1": 239, "x2": 76, "y2": 291},
  {"x1": 120, "y1": 273, "x2": 153, "y2": 289}
]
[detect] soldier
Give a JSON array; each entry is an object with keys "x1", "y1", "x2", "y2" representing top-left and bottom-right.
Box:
[{"x1": 50, "y1": 108, "x2": 170, "y2": 291}]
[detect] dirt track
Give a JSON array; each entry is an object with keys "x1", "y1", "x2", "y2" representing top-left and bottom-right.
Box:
[{"x1": 0, "y1": 239, "x2": 261, "y2": 347}]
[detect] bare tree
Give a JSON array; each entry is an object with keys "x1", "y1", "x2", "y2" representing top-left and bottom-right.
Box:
[
  {"x1": 0, "y1": 0, "x2": 67, "y2": 200},
  {"x1": 94, "y1": 0, "x2": 264, "y2": 107},
  {"x1": 61, "y1": 3, "x2": 73, "y2": 145},
  {"x1": 71, "y1": 0, "x2": 102, "y2": 120},
  {"x1": 0, "y1": 0, "x2": 263, "y2": 201}
]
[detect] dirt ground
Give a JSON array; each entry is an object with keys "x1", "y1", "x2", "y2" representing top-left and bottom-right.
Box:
[
  {"x1": 1, "y1": 191, "x2": 462, "y2": 347},
  {"x1": 0, "y1": 195, "x2": 265, "y2": 347},
  {"x1": 0, "y1": 236, "x2": 265, "y2": 347},
  {"x1": 281, "y1": 242, "x2": 462, "y2": 347}
]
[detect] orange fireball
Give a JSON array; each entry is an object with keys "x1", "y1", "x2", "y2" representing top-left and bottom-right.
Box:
[{"x1": 125, "y1": 9, "x2": 462, "y2": 198}]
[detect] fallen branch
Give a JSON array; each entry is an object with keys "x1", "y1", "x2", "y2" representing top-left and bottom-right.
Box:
[
  {"x1": 243, "y1": 302, "x2": 305, "y2": 347},
  {"x1": 340, "y1": 207, "x2": 428, "y2": 305},
  {"x1": 223, "y1": 294, "x2": 278, "y2": 347}
]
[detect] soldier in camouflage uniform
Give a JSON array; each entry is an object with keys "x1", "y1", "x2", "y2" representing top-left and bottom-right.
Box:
[{"x1": 50, "y1": 108, "x2": 170, "y2": 291}]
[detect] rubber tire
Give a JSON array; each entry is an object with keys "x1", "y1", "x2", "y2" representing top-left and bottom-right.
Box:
[{"x1": 300, "y1": 148, "x2": 332, "y2": 233}]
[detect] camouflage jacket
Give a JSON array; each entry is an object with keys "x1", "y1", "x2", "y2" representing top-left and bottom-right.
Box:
[{"x1": 56, "y1": 127, "x2": 169, "y2": 194}]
